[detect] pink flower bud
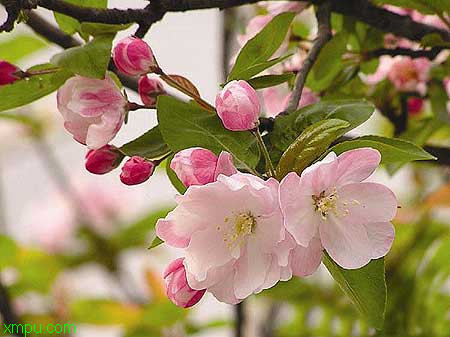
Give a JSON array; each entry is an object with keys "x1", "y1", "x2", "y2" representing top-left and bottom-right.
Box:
[
  {"x1": 85, "y1": 145, "x2": 124, "y2": 175},
  {"x1": 215, "y1": 80, "x2": 261, "y2": 131},
  {"x1": 163, "y1": 258, "x2": 205, "y2": 308},
  {"x1": 57, "y1": 75, "x2": 127, "y2": 149},
  {"x1": 120, "y1": 156, "x2": 155, "y2": 185},
  {"x1": 138, "y1": 76, "x2": 166, "y2": 106},
  {"x1": 407, "y1": 97, "x2": 424, "y2": 115},
  {"x1": 170, "y1": 148, "x2": 237, "y2": 188},
  {"x1": 113, "y1": 36, "x2": 156, "y2": 76},
  {"x1": 0, "y1": 60, "x2": 20, "y2": 85}
]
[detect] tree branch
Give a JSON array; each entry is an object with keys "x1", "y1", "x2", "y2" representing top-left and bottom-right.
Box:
[
  {"x1": 235, "y1": 301, "x2": 245, "y2": 337},
  {"x1": 366, "y1": 46, "x2": 445, "y2": 60},
  {"x1": 0, "y1": 281, "x2": 24, "y2": 337},
  {"x1": 284, "y1": 1, "x2": 332, "y2": 114}
]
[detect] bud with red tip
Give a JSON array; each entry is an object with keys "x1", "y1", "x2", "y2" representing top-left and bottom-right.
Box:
[
  {"x1": 407, "y1": 97, "x2": 424, "y2": 115},
  {"x1": 164, "y1": 258, "x2": 205, "y2": 308},
  {"x1": 138, "y1": 76, "x2": 166, "y2": 106},
  {"x1": 0, "y1": 61, "x2": 21, "y2": 85},
  {"x1": 85, "y1": 145, "x2": 124, "y2": 175},
  {"x1": 120, "y1": 156, "x2": 155, "y2": 185},
  {"x1": 215, "y1": 80, "x2": 261, "y2": 131},
  {"x1": 113, "y1": 36, "x2": 156, "y2": 76},
  {"x1": 170, "y1": 148, "x2": 237, "y2": 188}
]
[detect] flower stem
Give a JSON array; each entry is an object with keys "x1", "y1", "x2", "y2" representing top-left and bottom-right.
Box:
[{"x1": 252, "y1": 128, "x2": 275, "y2": 178}]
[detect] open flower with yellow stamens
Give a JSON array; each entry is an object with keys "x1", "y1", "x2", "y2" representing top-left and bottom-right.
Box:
[
  {"x1": 156, "y1": 172, "x2": 295, "y2": 304},
  {"x1": 280, "y1": 148, "x2": 397, "y2": 269}
]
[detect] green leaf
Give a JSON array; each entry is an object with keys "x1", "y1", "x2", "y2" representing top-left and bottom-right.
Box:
[
  {"x1": 0, "y1": 35, "x2": 47, "y2": 63},
  {"x1": 421, "y1": 33, "x2": 450, "y2": 48},
  {"x1": 148, "y1": 237, "x2": 164, "y2": 250},
  {"x1": 0, "y1": 64, "x2": 72, "y2": 112},
  {"x1": 276, "y1": 119, "x2": 350, "y2": 179},
  {"x1": 157, "y1": 96, "x2": 260, "y2": 172},
  {"x1": 50, "y1": 34, "x2": 114, "y2": 78},
  {"x1": 54, "y1": 0, "x2": 107, "y2": 35},
  {"x1": 269, "y1": 99, "x2": 375, "y2": 163},
  {"x1": 328, "y1": 135, "x2": 436, "y2": 164},
  {"x1": 0, "y1": 235, "x2": 18, "y2": 268},
  {"x1": 323, "y1": 254, "x2": 387, "y2": 330},
  {"x1": 119, "y1": 126, "x2": 171, "y2": 160},
  {"x1": 228, "y1": 54, "x2": 293, "y2": 81},
  {"x1": 228, "y1": 12, "x2": 295, "y2": 81},
  {"x1": 166, "y1": 154, "x2": 187, "y2": 194},
  {"x1": 247, "y1": 73, "x2": 295, "y2": 89},
  {"x1": 306, "y1": 32, "x2": 348, "y2": 91}
]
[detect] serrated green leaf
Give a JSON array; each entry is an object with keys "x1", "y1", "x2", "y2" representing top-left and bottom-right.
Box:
[
  {"x1": 229, "y1": 54, "x2": 293, "y2": 81},
  {"x1": 157, "y1": 96, "x2": 260, "y2": 172},
  {"x1": 54, "y1": 0, "x2": 107, "y2": 35},
  {"x1": 228, "y1": 12, "x2": 295, "y2": 81},
  {"x1": 276, "y1": 119, "x2": 350, "y2": 179},
  {"x1": 323, "y1": 254, "x2": 387, "y2": 330},
  {"x1": 0, "y1": 64, "x2": 72, "y2": 112},
  {"x1": 247, "y1": 73, "x2": 295, "y2": 89},
  {"x1": 50, "y1": 34, "x2": 114, "y2": 78},
  {"x1": 119, "y1": 126, "x2": 171, "y2": 160},
  {"x1": 306, "y1": 32, "x2": 348, "y2": 91},
  {"x1": 269, "y1": 99, "x2": 375, "y2": 164},
  {"x1": 329, "y1": 135, "x2": 436, "y2": 164},
  {"x1": 0, "y1": 35, "x2": 47, "y2": 63}
]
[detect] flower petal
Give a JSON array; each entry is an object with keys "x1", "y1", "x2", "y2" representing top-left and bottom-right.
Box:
[
  {"x1": 364, "y1": 222, "x2": 395, "y2": 259},
  {"x1": 336, "y1": 182, "x2": 398, "y2": 225},
  {"x1": 301, "y1": 152, "x2": 338, "y2": 195},
  {"x1": 336, "y1": 148, "x2": 381, "y2": 186},
  {"x1": 290, "y1": 237, "x2": 323, "y2": 277},
  {"x1": 320, "y1": 217, "x2": 372, "y2": 269}
]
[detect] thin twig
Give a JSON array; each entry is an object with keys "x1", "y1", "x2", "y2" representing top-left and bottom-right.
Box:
[
  {"x1": 252, "y1": 128, "x2": 275, "y2": 177},
  {"x1": 284, "y1": 1, "x2": 332, "y2": 114}
]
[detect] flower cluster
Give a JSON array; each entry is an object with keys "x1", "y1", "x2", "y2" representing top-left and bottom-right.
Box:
[{"x1": 158, "y1": 146, "x2": 397, "y2": 307}]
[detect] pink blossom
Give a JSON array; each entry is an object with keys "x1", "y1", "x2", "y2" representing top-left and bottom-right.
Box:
[
  {"x1": 57, "y1": 75, "x2": 126, "y2": 149},
  {"x1": 279, "y1": 148, "x2": 397, "y2": 269},
  {"x1": 407, "y1": 97, "x2": 424, "y2": 115},
  {"x1": 164, "y1": 258, "x2": 206, "y2": 308},
  {"x1": 170, "y1": 148, "x2": 237, "y2": 187},
  {"x1": 264, "y1": 1, "x2": 308, "y2": 15},
  {"x1": 138, "y1": 75, "x2": 166, "y2": 106},
  {"x1": 0, "y1": 60, "x2": 20, "y2": 85},
  {"x1": 156, "y1": 173, "x2": 295, "y2": 304},
  {"x1": 237, "y1": 15, "x2": 273, "y2": 46},
  {"x1": 388, "y1": 57, "x2": 430, "y2": 94},
  {"x1": 364, "y1": 56, "x2": 395, "y2": 85},
  {"x1": 263, "y1": 87, "x2": 318, "y2": 117},
  {"x1": 112, "y1": 36, "x2": 156, "y2": 76},
  {"x1": 120, "y1": 156, "x2": 155, "y2": 185},
  {"x1": 85, "y1": 145, "x2": 124, "y2": 175},
  {"x1": 216, "y1": 80, "x2": 261, "y2": 131}
]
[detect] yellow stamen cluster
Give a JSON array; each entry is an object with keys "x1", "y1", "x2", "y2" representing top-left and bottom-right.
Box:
[
  {"x1": 219, "y1": 211, "x2": 256, "y2": 250},
  {"x1": 312, "y1": 188, "x2": 339, "y2": 219}
]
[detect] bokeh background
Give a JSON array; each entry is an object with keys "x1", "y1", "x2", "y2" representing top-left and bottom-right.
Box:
[{"x1": 1, "y1": 1, "x2": 449, "y2": 337}]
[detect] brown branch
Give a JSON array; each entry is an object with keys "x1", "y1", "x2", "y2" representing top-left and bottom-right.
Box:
[{"x1": 284, "y1": 1, "x2": 332, "y2": 114}]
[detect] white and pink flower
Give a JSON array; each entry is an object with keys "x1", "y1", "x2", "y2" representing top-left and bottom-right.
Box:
[
  {"x1": 156, "y1": 173, "x2": 295, "y2": 304},
  {"x1": 113, "y1": 36, "x2": 156, "y2": 76},
  {"x1": 57, "y1": 75, "x2": 126, "y2": 149},
  {"x1": 279, "y1": 148, "x2": 397, "y2": 269}
]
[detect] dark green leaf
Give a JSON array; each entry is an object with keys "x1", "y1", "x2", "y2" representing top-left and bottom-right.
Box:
[
  {"x1": 306, "y1": 32, "x2": 348, "y2": 91},
  {"x1": 323, "y1": 254, "x2": 387, "y2": 330},
  {"x1": 276, "y1": 119, "x2": 350, "y2": 179},
  {"x1": 0, "y1": 35, "x2": 47, "y2": 63},
  {"x1": 227, "y1": 12, "x2": 295, "y2": 81},
  {"x1": 157, "y1": 96, "x2": 260, "y2": 172},
  {"x1": 119, "y1": 126, "x2": 171, "y2": 160},
  {"x1": 247, "y1": 73, "x2": 295, "y2": 89},
  {"x1": 50, "y1": 34, "x2": 114, "y2": 78},
  {"x1": 269, "y1": 99, "x2": 375, "y2": 163},
  {"x1": 328, "y1": 135, "x2": 436, "y2": 164},
  {"x1": 0, "y1": 64, "x2": 72, "y2": 112}
]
